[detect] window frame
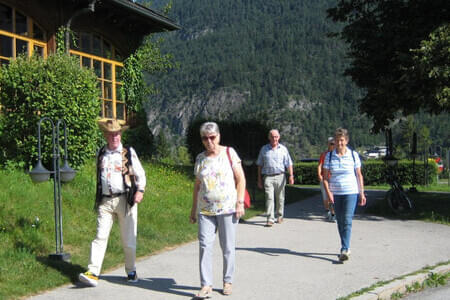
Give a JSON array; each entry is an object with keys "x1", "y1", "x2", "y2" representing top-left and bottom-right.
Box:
[{"x1": 70, "y1": 49, "x2": 126, "y2": 123}]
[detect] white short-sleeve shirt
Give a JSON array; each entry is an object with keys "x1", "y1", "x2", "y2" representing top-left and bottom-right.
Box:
[{"x1": 194, "y1": 147, "x2": 241, "y2": 216}]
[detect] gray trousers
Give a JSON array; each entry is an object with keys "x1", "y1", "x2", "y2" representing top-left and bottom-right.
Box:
[
  {"x1": 198, "y1": 213, "x2": 238, "y2": 287},
  {"x1": 264, "y1": 174, "x2": 286, "y2": 222}
]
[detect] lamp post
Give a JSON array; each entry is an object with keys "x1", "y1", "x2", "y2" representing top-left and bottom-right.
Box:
[
  {"x1": 410, "y1": 132, "x2": 418, "y2": 193},
  {"x1": 29, "y1": 117, "x2": 76, "y2": 262}
]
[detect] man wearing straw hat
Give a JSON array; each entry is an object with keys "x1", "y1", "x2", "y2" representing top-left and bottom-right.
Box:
[{"x1": 79, "y1": 119, "x2": 146, "y2": 287}]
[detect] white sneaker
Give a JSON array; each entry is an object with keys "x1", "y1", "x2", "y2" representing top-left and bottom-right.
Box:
[{"x1": 339, "y1": 249, "x2": 351, "y2": 261}]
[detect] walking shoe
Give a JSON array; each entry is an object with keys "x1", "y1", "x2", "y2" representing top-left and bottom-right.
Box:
[
  {"x1": 195, "y1": 286, "x2": 212, "y2": 299},
  {"x1": 79, "y1": 271, "x2": 98, "y2": 287},
  {"x1": 223, "y1": 282, "x2": 232, "y2": 295},
  {"x1": 277, "y1": 216, "x2": 283, "y2": 224},
  {"x1": 127, "y1": 271, "x2": 138, "y2": 283},
  {"x1": 266, "y1": 221, "x2": 274, "y2": 227},
  {"x1": 331, "y1": 214, "x2": 336, "y2": 222},
  {"x1": 326, "y1": 210, "x2": 332, "y2": 221},
  {"x1": 339, "y1": 249, "x2": 351, "y2": 261}
]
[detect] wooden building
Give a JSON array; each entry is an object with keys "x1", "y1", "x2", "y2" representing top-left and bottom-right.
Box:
[{"x1": 0, "y1": 0, "x2": 179, "y2": 122}]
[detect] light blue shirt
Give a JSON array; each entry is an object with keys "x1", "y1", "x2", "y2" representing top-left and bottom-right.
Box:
[
  {"x1": 256, "y1": 143, "x2": 293, "y2": 175},
  {"x1": 323, "y1": 148, "x2": 361, "y2": 195}
]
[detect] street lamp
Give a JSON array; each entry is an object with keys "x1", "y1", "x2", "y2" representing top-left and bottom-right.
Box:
[{"x1": 29, "y1": 117, "x2": 76, "y2": 261}]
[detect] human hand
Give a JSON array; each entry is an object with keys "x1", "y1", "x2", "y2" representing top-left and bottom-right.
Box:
[
  {"x1": 328, "y1": 195, "x2": 334, "y2": 204},
  {"x1": 359, "y1": 193, "x2": 366, "y2": 206},
  {"x1": 134, "y1": 191, "x2": 144, "y2": 204},
  {"x1": 288, "y1": 175, "x2": 294, "y2": 185},
  {"x1": 235, "y1": 202, "x2": 245, "y2": 219},
  {"x1": 257, "y1": 179, "x2": 263, "y2": 189},
  {"x1": 189, "y1": 209, "x2": 197, "y2": 224}
]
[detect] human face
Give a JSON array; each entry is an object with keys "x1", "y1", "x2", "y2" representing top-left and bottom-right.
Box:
[
  {"x1": 201, "y1": 133, "x2": 220, "y2": 153},
  {"x1": 269, "y1": 131, "x2": 280, "y2": 148},
  {"x1": 327, "y1": 141, "x2": 335, "y2": 152},
  {"x1": 106, "y1": 131, "x2": 121, "y2": 150},
  {"x1": 335, "y1": 135, "x2": 348, "y2": 153}
]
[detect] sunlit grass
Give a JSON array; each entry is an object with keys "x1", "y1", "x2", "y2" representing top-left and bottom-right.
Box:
[
  {"x1": 0, "y1": 163, "x2": 319, "y2": 299},
  {"x1": 0, "y1": 161, "x2": 196, "y2": 299}
]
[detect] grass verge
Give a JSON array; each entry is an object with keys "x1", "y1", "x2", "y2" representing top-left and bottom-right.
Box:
[
  {"x1": 337, "y1": 261, "x2": 450, "y2": 300},
  {"x1": 0, "y1": 164, "x2": 317, "y2": 299},
  {"x1": 0, "y1": 161, "x2": 198, "y2": 299},
  {"x1": 365, "y1": 191, "x2": 450, "y2": 225}
]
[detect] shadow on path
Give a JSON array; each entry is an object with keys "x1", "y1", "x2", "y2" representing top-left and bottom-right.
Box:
[
  {"x1": 36, "y1": 256, "x2": 85, "y2": 284},
  {"x1": 284, "y1": 190, "x2": 387, "y2": 222},
  {"x1": 101, "y1": 276, "x2": 200, "y2": 298},
  {"x1": 236, "y1": 247, "x2": 342, "y2": 264}
]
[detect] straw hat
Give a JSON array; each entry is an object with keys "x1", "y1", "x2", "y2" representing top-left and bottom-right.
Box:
[{"x1": 98, "y1": 119, "x2": 129, "y2": 134}]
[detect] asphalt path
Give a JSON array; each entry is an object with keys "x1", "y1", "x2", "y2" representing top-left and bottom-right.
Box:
[{"x1": 29, "y1": 190, "x2": 450, "y2": 300}]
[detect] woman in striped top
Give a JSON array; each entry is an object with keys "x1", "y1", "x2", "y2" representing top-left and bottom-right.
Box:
[{"x1": 323, "y1": 127, "x2": 366, "y2": 262}]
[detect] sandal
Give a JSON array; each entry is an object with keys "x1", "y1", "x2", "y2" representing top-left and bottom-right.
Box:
[
  {"x1": 223, "y1": 283, "x2": 232, "y2": 295},
  {"x1": 195, "y1": 286, "x2": 212, "y2": 299}
]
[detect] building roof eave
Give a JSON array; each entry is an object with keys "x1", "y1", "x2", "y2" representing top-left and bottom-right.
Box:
[{"x1": 109, "y1": 0, "x2": 180, "y2": 31}]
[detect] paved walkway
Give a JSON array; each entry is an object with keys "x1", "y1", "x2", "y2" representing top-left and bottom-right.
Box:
[{"x1": 29, "y1": 191, "x2": 450, "y2": 300}]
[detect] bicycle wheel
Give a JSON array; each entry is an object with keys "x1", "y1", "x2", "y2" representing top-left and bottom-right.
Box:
[{"x1": 386, "y1": 188, "x2": 413, "y2": 215}]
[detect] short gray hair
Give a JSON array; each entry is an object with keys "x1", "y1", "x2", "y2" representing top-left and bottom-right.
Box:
[
  {"x1": 334, "y1": 127, "x2": 349, "y2": 140},
  {"x1": 327, "y1": 137, "x2": 334, "y2": 143},
  {"x1": 268, "y1": 129, "x2": 280, "y2": 138},
  {"x1": 199, "y1": 122, "x2": 220, "y2": 137}
]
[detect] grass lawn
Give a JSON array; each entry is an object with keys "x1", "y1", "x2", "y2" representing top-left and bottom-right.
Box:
[
  {"x1": 0, "y1": 162, "x2": 318, "y2": 299},
  {"x1": 295, "y1": 183, "x2": 450, "y2": 225}
]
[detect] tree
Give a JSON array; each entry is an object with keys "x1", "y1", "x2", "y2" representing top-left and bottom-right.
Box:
[{"x1": 327, "y1": 0, "x2": 450, "y2": 132}]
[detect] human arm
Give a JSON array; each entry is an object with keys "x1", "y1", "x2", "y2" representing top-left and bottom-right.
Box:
[
  {"x1": 317, "y1": 162, "x2": 323, "y2": 182},
  {"x1": 190, "y1": 178, "x2": 201, "y2": 223},
  {"x1": 287, "y1": 165, "x2": 294, "y2": 185},
  {"x1": 355, "y1": 167, "x2": 366, "y2": 206},
  {"x1": 130, "y1": 147, "x2": 146, "y2": 204},
  {"x1": 322, "y1": 168, "x2": 334, "y2": 204},
  {"x1": 257, "y1": 166, "x2": 263, "y2": 189},
  {"x1": 232, "y1": 161, "x2": 246, "y2": 218}
]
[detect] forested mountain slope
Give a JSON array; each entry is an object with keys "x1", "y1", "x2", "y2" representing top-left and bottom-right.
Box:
[{"x1": 144, "y1": 0, "x2": 448, "y2": 158}]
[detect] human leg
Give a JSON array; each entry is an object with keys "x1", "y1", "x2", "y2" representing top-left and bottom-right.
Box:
[
  {"x1": 264, "y1": 176, "x2": 275, "y2": 224},
  {"x1": 116, "y1": 195, "x2": 138, "y2": 275},
  {"x1": 334, "y1": 194, "x2": 358, "y2": 252},
  {"x1": 217, "y1": 213, "x2": 238, "y2": 285},
  {"x1": 198, "y1": 214, "x2": 217, "y2": 287},
  {"x1": 87, "y1": 198, "x2": 115, "y2": 276},
  {"x1": 274, "y1": 174, "x2": 286, "y2": 221}
]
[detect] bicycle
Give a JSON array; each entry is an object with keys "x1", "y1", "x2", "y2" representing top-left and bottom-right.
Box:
[{"x1": 385, "y1": 164, "x2": 414, "y2": 215}]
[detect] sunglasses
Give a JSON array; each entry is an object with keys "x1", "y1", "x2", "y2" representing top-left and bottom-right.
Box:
[{"x1": 201, "y1": 135, "x2": 217, "y2": 141}]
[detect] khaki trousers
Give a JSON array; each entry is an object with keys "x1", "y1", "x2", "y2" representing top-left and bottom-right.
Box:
[
  {"x1": 88, "y1": 194, "x2": 137, "y2": 275},
  {"x1": 264, "y1": 174, "x2": 286, "y2": 223}
]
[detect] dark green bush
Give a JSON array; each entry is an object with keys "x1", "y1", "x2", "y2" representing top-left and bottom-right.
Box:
[
  {"x1": 0, "y1": 54, "x2": 100, "y2": 169},
  {"x1": 186, "y1": 119, "x2": 270, "y2": 162},
  {"x1": 294, "y1": 160, "x2": 437, "y2": 186}
]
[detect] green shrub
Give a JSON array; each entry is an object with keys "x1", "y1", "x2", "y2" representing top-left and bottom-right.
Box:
[
  {"x1": 294, "y1": 160, "x2": 437, "y2": 185},
  {"x1": 186, "y1": 119, "x2": 270, "y2": 162},
  {"x1": 0, "y1": 53, "x2": 100, "y2": 169}
]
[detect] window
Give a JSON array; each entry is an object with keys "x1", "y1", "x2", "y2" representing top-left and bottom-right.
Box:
[
  {"x1": 70, "y1": 32, "x2": 122, "y2": 60},
  {"x1": 71, "y1": 50, "x2": 126, "y2": 122},
  {"x1": 0, "y1": 3, "x2": 47, "y2": 63}
]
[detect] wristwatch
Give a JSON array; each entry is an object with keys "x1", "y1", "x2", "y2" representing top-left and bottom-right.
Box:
[{"x1": 138, "y1": 189, "x2": 145, "y2": 193}]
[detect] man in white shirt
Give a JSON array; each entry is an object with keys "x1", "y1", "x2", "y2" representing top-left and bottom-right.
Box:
[
  {"x1": 79, "y1": 119, "x2": 146, "y2": 287},
  {"x1": 257, "y1": 129, "x2": 294, "y2": 227}
]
